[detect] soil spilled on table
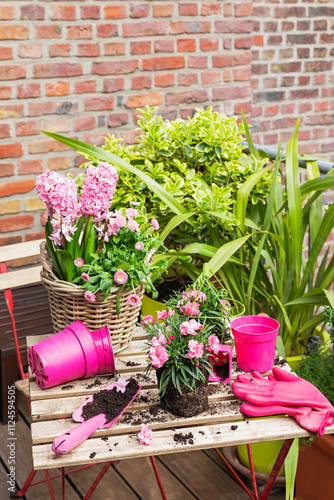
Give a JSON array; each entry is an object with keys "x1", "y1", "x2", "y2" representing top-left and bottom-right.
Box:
[
  {"x1": 173, "y1": 432, "x2": 194, "y2": 445},
  {"x1": 82, "y1": 378, "x2": 139, "y2": 424}
]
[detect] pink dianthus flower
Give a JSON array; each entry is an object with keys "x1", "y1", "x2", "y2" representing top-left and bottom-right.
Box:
[
  {"x1": 157, "y1": 310, "x2": 168, "y2": 321},
  {"x1": 207, "y1": 335, "x2": 220, "y2": 354},
  {"x1": 180, "y1": 319, "x2": 203, "y2": 336},
  {"x1": 150, "y1": 345, "x2": 169, "y2": 368},
  {"x1": 187, "y1": 339, "x2": 204, "y2": 359},
  {"x1": 138, "y1": 424, "x2": 153, "y2": 445},
  {"x1": 140, "y1": 315, "x2": 155, "y2": 328}
]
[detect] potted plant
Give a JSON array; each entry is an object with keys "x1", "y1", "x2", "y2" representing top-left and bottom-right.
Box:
[
  {"x1": 295, "y1": 302, "x2": 334, "y2": 500},
  {"x1": 36, "y1": 162, "x2": 169, "y2": 352},
  {"x1": 141, "y1": 273, "x2": 233, "y2": 417}
]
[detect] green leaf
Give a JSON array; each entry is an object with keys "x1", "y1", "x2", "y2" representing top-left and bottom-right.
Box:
[
  {"x1": 285, "y1": 439, "x2": 299, "y2": 500},
  {"x1": 159, "y1": 212, "x2": 196, "y2": 241},
  {"x1": 242, "y1": 109, "x2": 257, "y2": 157},
  {"x1": 44, "y1": 219, "x2": 64, "y2": 280},
  {"x1": 207, "y1": 235, "x2": 252, "y2": 276},
  {"x1": 55, "y1": 249, "x2": 76, "y2": 282}
]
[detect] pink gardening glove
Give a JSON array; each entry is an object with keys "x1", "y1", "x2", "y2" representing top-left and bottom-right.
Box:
[
  {"x1": 233, "y1": 367, "x2": 332, "y2": 409},
  {"x1": 232, "y1": 367, "x2": 334, "y2": 435}
]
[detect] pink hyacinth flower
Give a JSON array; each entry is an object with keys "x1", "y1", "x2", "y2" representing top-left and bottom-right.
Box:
[
  {"x1": 114, "y1": 378, "x2": 129, "y2": 394},
  {"x1": 79, "y1": 162, "x2": 118, "y2": 218},
  {"x1": 74, "y1": 258, "x2": 84, "y2": 267},
  {"x1": 208, "y1": 335, "x2": 220, "y2": 354},
  {"x1": 128, "y1": 294, "x2": 141, "y2": 307},
  {"x1": 187, "y1": 339, "x2": 204, "y2": 359},
  {"x1": 114, "y1": 270, "x2": 128, "y2": 284},
  {"x1": 135, "y1": 242, "x2": 144, "y2": 250},
  {"x1": 81, "y1": 272, "x2": 90, "y2": 282},
  {"x1": 138, "y1": 424, "x2": 153, "y2": 446},
  {"x1": 84, "y1": 291, "x2": 96, "y2": 303},
  {"x1": 156, "y1": 310, "x2": 168, "y2": 321},
  {"x1": 151, "y1": 219, "x2": 159, "y2": 231}
]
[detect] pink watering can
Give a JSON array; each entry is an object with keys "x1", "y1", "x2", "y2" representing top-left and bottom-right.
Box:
[
  {"x1": 52, "y1": 378, "x2": 141, "y2": 455},
  {"x1": 28, "y1": 321, "x2": 115, "y2": 389}
]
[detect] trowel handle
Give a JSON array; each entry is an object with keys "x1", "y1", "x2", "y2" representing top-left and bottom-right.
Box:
[{"x1": 52, "y1": 413, "x2": 106, "y2": 456}]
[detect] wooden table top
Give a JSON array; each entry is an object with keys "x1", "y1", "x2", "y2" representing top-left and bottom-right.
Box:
[{"x1": 28, "y1": 328, "x2": 334, "y2": 471}]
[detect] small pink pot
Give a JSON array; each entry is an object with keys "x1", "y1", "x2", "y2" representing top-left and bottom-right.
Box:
[
  {"x1": 231, "y1": 315, "x2": 280, "y2": 372},
  {"x1": 208, "y1": 344, "x2": 232, "y2": 383},
  {"x1": 29, "y1": 321, "x2": 115, "y2": 389}
]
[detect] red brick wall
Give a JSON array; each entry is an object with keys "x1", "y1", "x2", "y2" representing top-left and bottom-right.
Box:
[{"x1": 0, "y1": 0, "x2": 333, "y2": 245}]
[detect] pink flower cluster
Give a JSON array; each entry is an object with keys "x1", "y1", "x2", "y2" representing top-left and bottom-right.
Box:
[
  {"x1": 36, "y1": 170, "x2": 79, "y2": 219},
  {"x1": 149, "y1": 333, "x2": 169, "y2": 368},
  {"x1": 207, "y1": 335, "x2": 220, "y2": 354},
  {"x1": 138, "y1": 424, "x2": 153, "y2": 445},
  {"x1": 186, "y1": 339, "x2": 204, "y2": 359},
  {"x1": 180, "y1": 301, "x2": 200, "y2": 316},
  {"x1": 140, "y1": 315, "x2": 155, "y2": 328},
  {"x1": 182, "y1": 290, "x2": 207, "y2": 303},
  {"x1": 80, "y1": 162, "x2": 118, "y2": 218},
  {"x1": 180, "y1": 319, "x2": 203, "y2": 336},
  {"x1": 156, "y1": 309, "x2": 175, "y2": 321}
]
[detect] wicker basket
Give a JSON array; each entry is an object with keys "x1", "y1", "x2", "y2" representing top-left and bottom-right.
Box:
[{"x1": 40, "y1": 241, "x2": 154, "y2": 354}]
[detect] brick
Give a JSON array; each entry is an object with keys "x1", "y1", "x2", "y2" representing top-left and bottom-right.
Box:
[
  {"x1": 273, "y1": 117, "x2": 299, "y2": 130},
  {"x1": 267, "y1": 36, "x2": 282, "y2": 45},
  {"x1": 320, "y1": 34, "x2": 334, "y2": 44},
  {"x1": 314, "y1": 20, "x2": 327, "y2": 31},
  {"x1": 271, "y1": 62, "x2": 301, "y2": 73},
  {"x1": 103, "y1": 78, "x2": 125, "y2": 92},
  {"x1": 81, "y1": 5, "x2": 100, "y2": 20},
  {"x1": 298, "y1": 130, "x2": 311, "y2": 141},
  {"x1": 0, "y1": 65, "x2": 26, "y2": 81},
  {"x1": 96, "y1": 24, "x2": 118, "y2": 38},
  {"x1": 18, "y1": 43, "x2": 43, "y2": 59},
  {"x1": 314, "y1": 48, "x2": 327, "y2": 58},
  {"x1": 104, "y1": 42, "x2": 126, "y2": 56},
  {"x1": 0, "y1": 163, "x2": 14, "y2": 177},
  {"x1": 252, "y1": 35, "x2": 264, "y2": 46},
  {"x1": 235, "y1": 37, "x2": 252, "y2": 49},
  {"x1": 25, "y1": 198, "x2": 46, "y2": 212},
  {"x1": 154, "y1": 40, "x2": 174, "y2": 53},
  {"x1": 0, "y1": 179, "x2": 35, "y2": 197},
  {"x1": 123, "y1": 22, "x2": 167, "y2": 37},
  {"x1": 84, "y1": 96, "x2": 114, "y2": 111},
  {"x1": 0, "y1": 25, "x2": 29, "y2": 40},
  {"x1": 201, "y1": 3, "x2": 221, "y2": 16},
  {"x1": 18, "y1": 158, "x2": 44, "y2": 174},
  {"x1": 0, "y1": 199, "x2": 21, "y2": 215},
  {"x1": 153, "y1": 5, "x2": 174, "y2": 17},
  {"x1": 234, "y1": 67, "x2": 252, "y2": 81},
  {"x1": 0, "y1": 6, "x2": 15, "y2": 20},
  {"x1": 298, "y1": 76, "x2": 311, "y2": 86},
  {"x1": 121, "y1": 92, "x2": 162, "y2": 109},
  {"x1": 178, "y1": 73, "x2": 198, "y2": 86},
  {"x1": 315, "y1": 101, "x2": 329, "y2": 112},
  {"x1": 0, "y1": 104, "x2": 24, "y2": 119},
  {"x1": 200, "y1": 38, "x2": 219, "y2": 51},
  {"x1": 165, "y1": 89, "x2": 209, "y2": 105},
  {"x1": 224, "y1": 38, "x2": 232, "y2": 50},
  {"x1": 287, "y1": 34, "x2": 316, "y2": 45},
  {"x1": 45, "y1": 82, "x2": 70, "y2": 96},
  {"x1": 131, "y1": 76, "x2": 151, "y2": 90},
  {"x1": 290, "y1": 90, "x2": 319, "y2": 101},
  {"x1": 35, "y1": 25, "x2": 62, "y2": 39},
  {"x1": 305, "y1": 115, "x2": 334, "y2": 126},
  {"x1": 0, "y1": 124, "x2": 10, "y2": 138},
  {"x1": 0, "y1": 142, "x2": 23, "y2": 159},
  {"x1": 213, "y1": 86, "x2": 251, "y2": 101},
  {"x1": 105, "y1": 5, "x2": 127, "y2": 19},
  {"x1": 253, "y1": 91, "x2": 285, "y2": 103},
  {"x1": 108, "y1": 113, "x2": 129, "y2": 128},
  {"x1": 310, "y1": 7, "x2": 334, "y2": 17},
  {"x1": 201, "y1": 71, "x2": 220, "y2": 85},
  {"x1": 297, "y1": 21, "x2": 310, "y2": 31},
  {"x1": 215, "y1": 20, "x2": 252, "y2": 33},
  {"x1": 78, "y1": 43, "x2": 100, "y2": 57},
  {"x1": 15, "y1": 120, "x2": 41, "y2": 136},
  {"x1": 0, "y1": 86, "x2": 12, "y2": 99},
  {"x1": 170, "y1": 21, "x2": 211, "y2": 34},
  {"x1": 179, "y1": 3, "x2": 198, "y2": 16},
  {"x1": 0, "y1": 214, "x2": 34, "y2": 233},
  {"x1": 74, "y1": 116, "x2": 95, "y2": 132},
  {"x1": 75, "y1": 80, "x2": 96, "y2": 94},
  {"x1": 29, "y1": 138, "x2": 72, "y2": 155},
  {"x1": 254, "y1": 6, "x2": 270, "y2": 18},
  {"x1": 52, "y1": 5, "x2": 76, "y2": 21},
  {"x1": 0, "y1": 46, "x2": 13, "y2": 60},
  {"x1": 275, "y1": 7, "x2": 305, "y2": 18},
  {"x1": 93, "y1": 60, "x2": 138, "y2": 75},
  {"x1": 84, "y1": 133, "x2": 106, "y2": 146},
  {"x1": 177, "y1": 39, "x2": 196, "y2": 52},
  {"x1": 49, "y1": 44, "x2": 71, "y2": 58},
  {"x1": 213, "y1": 53, "x2": 252, "y2": 67},
  {"x1": 130, "y1": 41, "x2": 151, "y2": 55},
  {"x1": 297, "y1": 48, "x2": 310, "y2": 59},
  {"x1": 154, "y1": 73, "x2": 175, "y2": 87},
  {"x1": 265, "y1": 105, "x2": 279, "y2": 117},
  {"x1": 188, "y1": 56, "x2": 208, "y2": 68},
  {"x1": 264, "y1": 22, "x2": 278, "y2": 32},
  {"x1": 33, "y1": 63, "x2": 83, "y2": 79},
  {"x1": 67, "y1": 25, "x2": 93, "y2": 39},
  {"x1": 54, "y1": 101, "x2": 79, "y2": 115},
  {"x1": 321, "y1": 141, "x2": 334, "y2": 154},
  {"x1": 142, "y1": 56, "x2": 185, "y2": 71},
  {"x1": 21, "y1": 5, "x2": 44, "y2": 20},
  {"x1": 130, "y1": 4, "x2": 149, "y2": 18},
  {"x1": 317, "y1": 75, "x2": 327, "y2": 86},
  {"x1": 25, "y1": 231, "x2": 45, "y2": 242},
  {"x1": 263, "y1": 77, "x2": 277, "y2": 88},
  {"x1": 223, "y1": 69, "x2": 232, "y2": 82},
  {"x1": 0, "y1": 235, "x2": 22, "y2": 245},
  {"x1": 252, "y1": 64, "x2": 268, "y2": 75},
  {"x1": 282, "y1": 77, "x2": 294, "y2": 87},
  {"x1": 234, "y1": 2, "x2": 252, "y2": 17},
  {"x1": 47, "y1": 156, "x2": 71, "y2": 171},
  {"x1": 305, "y1": 61, "x2": 332, "y2": 72},
  {"x1": 44, "y1": 118, "x2": 70, "y2": 133},
  {"x1": 280, "y1": 48, "x2": 293, "y2": 59},
  {"x1": 27, "y1": 101, "x2": 57, "y2": 117},
  {"x1": 223, "y1": 3, "x2": 233, "y2": 16}
]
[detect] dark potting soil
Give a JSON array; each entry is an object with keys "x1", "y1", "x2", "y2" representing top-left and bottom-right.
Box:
[
  {"x1": 82, "y1": 378, "x2": 139, "y2": 424},
  {"x1": 126, "y1": 361, "x2": 140, "y2": 367},
  {"x1": 213, "y1": 363, "x2": 229, "y2": 381},
  {"x1": 89, "y1": 452, "x2": 97, "y2": 459},
  {"x1": 173, "y1": 432, "x2": 194, "y2": 445},
  {"x1": 61, "y1": 384, "x2": 73, "y2": 390},
  {"x1": 86, "y1": 379, "x2": 104, "y2": 390}
]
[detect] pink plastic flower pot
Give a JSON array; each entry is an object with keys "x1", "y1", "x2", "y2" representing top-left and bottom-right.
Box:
[
  {"x1": 208, "y1": 344, "x2": 233, "y2": 383},
  {"x1": 29, "y1": 321, "x2": 115, "y2": 389},
  {"x1": 231, "y1": 315, "x2": 280, "y2": 372}
]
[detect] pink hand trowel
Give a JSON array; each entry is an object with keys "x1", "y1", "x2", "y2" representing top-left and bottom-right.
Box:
[{"x1": 52, "y1": 378, "x2": 141, "y2": 456}]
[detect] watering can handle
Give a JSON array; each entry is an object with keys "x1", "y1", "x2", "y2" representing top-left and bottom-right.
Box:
[{"x1": 52, "y1": 413, "x2": 106, "y2": 456}]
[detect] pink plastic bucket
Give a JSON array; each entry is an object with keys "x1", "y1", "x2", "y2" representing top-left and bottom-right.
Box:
[
  {"x1": 231, "y1": 315, "x2": 280, "y2": 372},
  {"x1": 29, "y1": 321, "x2": 115, "y2": 389}
]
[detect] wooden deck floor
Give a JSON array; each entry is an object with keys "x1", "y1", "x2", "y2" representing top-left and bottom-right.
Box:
[{"x1": 0, "y1": 408, "x2": 286, "y2": 500}]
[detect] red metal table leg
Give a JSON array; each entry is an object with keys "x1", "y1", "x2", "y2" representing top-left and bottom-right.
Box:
[
  {"x1": 247, "y1": 443, "x2": 259, "y2": 500},
  {"x1": 83, "y1": 461, "x2": 113, "y2": 500},
  {"x1": 12, "y1": 469, "x2": 37, "y2": 497},
  {"x1": 61, "y1": 467, "x2": 65, "y2": 500},
  {"x1": 149, "y1": 456, "x2": 167, "y2": 500},
  {"x1": 214, "y1": 448, "x2": 255, "y2": 500},
  {"x1": 44, "y1": 470, "x2": 56, "y2": 500},
  {"x1": 260, "y1": 438, "x2": 294, "y2": 500}
]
